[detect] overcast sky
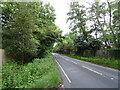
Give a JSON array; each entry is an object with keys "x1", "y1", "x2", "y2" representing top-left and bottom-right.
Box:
[
  {"x1": 2, "y1": 0, "x2": 116, "y2": 35},
  {"x1": 40, "y1": 0, "x2": 94, "y2": 35},
  {"x1": 41, "y1": 0, "x2": 114, "y2": 35}
]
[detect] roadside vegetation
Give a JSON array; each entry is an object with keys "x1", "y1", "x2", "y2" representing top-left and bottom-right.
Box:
[
  {"x1": 62, "y1": 54, "x2": 119, "y2": 69},
  {"x1": 1, "y1": 0, "x2": 119, "y2": 89},
  {"x1": 1, "y1": 2, "x2": 62, "y2": 62},
  {"x1": 2, "y1": 55, "x2": 61, "y2": 88},
  {"x1": 54, "y1": 1, "x2": 120, "y2": 69},
  {"x1": 1, "y1": 2, "x2": 62, "y2": 89}
]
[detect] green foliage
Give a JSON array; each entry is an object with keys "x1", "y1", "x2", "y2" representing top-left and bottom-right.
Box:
[
  {"x1": 66, "y1": 0, "x2": 120, "y2": 49},
  {"x1": 54, "y1": 33, "x2": 103, "y2": 56},
  {"x1": 2, "y1": 3, "x2": 38, "y2": 62},
  {"x1": 63, "y1": 54, "x2": 119, "y2": 69},
  {"x1": 1, "y1": 2, "x2": 61, "y2": 62},
  {"x1": 88, "y1": 40, "x2": 102, "y2": 51},
  {"x1": 112, "y1": 1, "x2": 120, "y2": 48},
  {"x1": 108, "y1": 49, "x2": 120, "y2": 59},
  {"x1": 67, "y1": 1, "x2": 89, "y2": 41},
  {"x1": 73, "y1": 36, "x2": 102, "y2": 55},
  {"x1": 54, "y1": 32, "x2": 75, "y2": 54},
  {"x1": 2, "y1": 55, "x2": 61, "y2": 88},
  {"x1": 74, "y1": 36, "x2": 88, "y2": 55},
  {"x1": 55, "y1": 0, "x2": 119, "y2": 57}
]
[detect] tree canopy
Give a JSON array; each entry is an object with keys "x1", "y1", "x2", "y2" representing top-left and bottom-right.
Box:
[
  {"x1": 1, "y1": 2, "x2": 62, "y2": 62},
  {"x1": 54, "y1": 0, "x2": 120, "y2": 55}
]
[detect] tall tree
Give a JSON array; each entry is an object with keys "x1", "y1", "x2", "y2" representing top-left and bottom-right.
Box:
[
  {"x1": 2, "y1": 2, "x2": 38, "y2": 62},
  {"x1": 111, "y1": 1, "x2": 120, "y2": 48},
  {"x1": 1, "y1": 2, "x2": 61, "y2": 62},
  {"x1": 88, "y1": 1, "x2": 112, "y2": 48},
  {"x1": 67, "y1": 1, "x2": 89, "y2": 42}
]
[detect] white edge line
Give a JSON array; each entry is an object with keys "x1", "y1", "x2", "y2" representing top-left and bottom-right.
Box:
[
  {"x1": 82, "y1": 66, "x2": 103, "y2": 75},
  {"x1": 55, "y1": 60, "x2": 71, "y2": 83}
]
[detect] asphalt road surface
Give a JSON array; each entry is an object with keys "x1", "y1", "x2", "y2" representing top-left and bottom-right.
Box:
[{"x1": 52, "y1": 53, "x2": 119, "y2": 89}]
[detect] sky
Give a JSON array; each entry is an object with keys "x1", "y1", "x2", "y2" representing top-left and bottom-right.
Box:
[
  {"x1": 2, "y1": 0, "x2": 116, "y2": 35},
  {"x1": 41, "y1": 0, "x2": 94, "y2": 35},
  {"x1": 41, "y1": 0, "x2": 114, "y2": 35}
]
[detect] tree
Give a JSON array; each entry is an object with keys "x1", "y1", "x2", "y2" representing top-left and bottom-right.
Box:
[
  {"x1": 111, "y1": 1, "x2": 120, "y2": 48},
  {"x1": 2, "y1": 2, "x2": 38, "y2": 62},
  {"x1": 88, "y1": 40, "x2": 102, "y2": 56},
  {"x1": 33, "y1": 2, "x2": 59, "y2": 58},
  {"x1": 2, "y1": 2, "x2": 61, "y2": 62},
  {"x1": 67, "y1": 1, "x2": 89, "y2": 42},
  {"x1": 88, "y1": 0, "x2": 120, "y2": 49},
  {"x1": 88, "y1": 1, "x2": 112, "y2": 48},
  {"x1": 74, "y1": 36, "x2": 89, "y2": 56},
  {"x1": 54, "y1": 32, "x2": 75, "y2": 54}
]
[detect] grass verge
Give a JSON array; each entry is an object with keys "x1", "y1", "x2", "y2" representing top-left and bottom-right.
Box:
[
  {"x1": 2, "y1": 54, "x2": 61, "y2": 88},
  {"x1": 62, "y1": 54, "x2": 119, "y2": 69}
]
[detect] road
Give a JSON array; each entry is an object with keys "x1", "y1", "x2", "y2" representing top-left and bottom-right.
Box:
[{"x1": 52, "y1": 53, "x2": 119, "y2": 89}]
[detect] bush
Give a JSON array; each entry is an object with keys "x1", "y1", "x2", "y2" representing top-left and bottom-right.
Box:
[
  {"x1": 64, "y1": 54, "x2": 119, "y2": 69},
  {"x1": 2, "y1": 3, "x2": 38, "y2": 62},
  {"x1": 2, "y1": 55, "x2": 61, "y2": 88},
  {"x1": 74, "y1": 36, "x2": 89, "y2": 55},
  {"x1": 88, "y1": 40, "x2": 102, "y2": 50},
  {"x1": 108, "y1": 49, "x2": 120, "y2": 59},
  {"x1": 2, "y1": 2, "x2": 60, "y2": 62}
]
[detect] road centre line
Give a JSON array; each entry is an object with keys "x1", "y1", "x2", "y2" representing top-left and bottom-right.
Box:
[
  {"x1": 71, "y1": 61, "x2": 77, "y2": 64},
  {"x1": 82, "y1": 66, "x2": 117, "y2": 81},
  {"x1": 62, "y1": 56, "x2": 77, "y2": 64},
  {"x1": 82, "y1": 66, "x2": 103, "y2": 75},
  {"x1": 65, "y1": 55, "x2": 118, "y2": 72},
  {"x1": 58, "y1": 55, "x2": 118, "y2": 81},
  {"x1": 55, "y1": 60, "x2": 71, "y2": 83},
  {"x1": 111, "y1": 78, "x2": 114, "y2": 80}
]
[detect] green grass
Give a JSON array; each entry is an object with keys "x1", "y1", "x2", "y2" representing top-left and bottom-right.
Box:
[
  {"x1": 2, "y1": 54, "x2": 61, "y2": 89},
  {"x1": 62, "y1": 54, "x2": 119, "y2": 69}
]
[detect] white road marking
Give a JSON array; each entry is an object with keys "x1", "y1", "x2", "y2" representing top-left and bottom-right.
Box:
[
  {"x1": 82, "y1": 66, "x2": 117, "y2": 81},
  {"x1": 111, "y1": 78, "x2": 114, "y2": 80},
  {"x1": 82, "y1": 66, "x2": 103, "y2": 75},
  {"x1": 67, "y1": 55, "x2": 118, "y2": 72},
  {"x1": 55, "y1": 60, "x2": 71, "y2": 83},
  {"x1": 55, "y1": 54, "x2": 118, "y2": 81},
  {"x1": 72, "y1": 61, "x2": 77, "y2": 64},
  {"x1": 62, "y1": 56, "x2": 77, "y2": 64},
  {"x1": 61, "y1": 85, "x2": 64, "y2": 88},
  {"x1": 103, "y1": 75, "x2": 107, "y2": 78}
]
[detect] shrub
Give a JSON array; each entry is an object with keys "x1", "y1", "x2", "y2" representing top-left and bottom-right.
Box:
[
  {"x1": 2, "y1": 3, "x2": 38, "y2": 62},
  {"x1": 108, "y1": 49, "x2": 120, "y2": 59},
  {"x1": 2, "y1": 2, "x2": 60, "y2": 62},
  {"x1": 88, "y1": 40, "x2": 102, "y2": 50},
  {"x1": 74, "y1": 36, "x2": 89, "y2": 55},
  {"x1": 2, "y1": 55, "x2": 61, "y2": 88}
]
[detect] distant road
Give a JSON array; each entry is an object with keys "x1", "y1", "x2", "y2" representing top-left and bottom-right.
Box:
[{"x1": 52, "y1": 53, "x2": 119, "y2": 89}]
